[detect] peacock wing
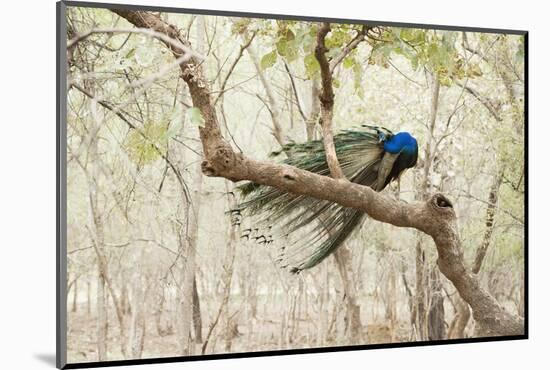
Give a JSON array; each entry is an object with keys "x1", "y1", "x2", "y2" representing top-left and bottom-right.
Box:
[{"x1": 374, "y1": 151, "x2": 400, "y2": 191}]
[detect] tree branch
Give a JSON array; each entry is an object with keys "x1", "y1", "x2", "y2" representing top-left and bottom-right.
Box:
[
  {"x1": 284, "y1": 62, "x2": 308, "y2": 123},
  {"x1": 329, "y1": 25, "x2": 368, "y2": 73},
  {"x1": 472, "y1": 172, "x2": 503, "y2": 274},
  {"x1": 456, "y1": 81, "x2": 502, "y2": 122},
  {"x1": 315, "y1": 22, "x2": 345, "y2": 179}
]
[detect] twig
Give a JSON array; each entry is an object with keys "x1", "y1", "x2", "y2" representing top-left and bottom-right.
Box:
[
  {"x1": 68, "y1": 27, "x2": 205, "y2": 61},
  {"x1": 328, "y1": 25, "x2": 368, "y2": 73},
  {"x1": 284, "y1": 62, "x2": 308, "y2": 122},
  {"x1": 455, "y1": 81, "x2": 502, "y2": 122},
  {"x1": 213, "y1": 31, "x2": 257, "y2": 106}
]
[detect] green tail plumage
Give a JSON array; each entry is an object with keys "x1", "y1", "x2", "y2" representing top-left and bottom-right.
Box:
[{"x1": 236, "y1": 125, "x2": 392, "y2": 273}]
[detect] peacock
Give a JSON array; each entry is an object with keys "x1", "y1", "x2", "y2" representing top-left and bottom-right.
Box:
[{"x1": 235, "y1": 125, "x2": 418, "y2": 273}]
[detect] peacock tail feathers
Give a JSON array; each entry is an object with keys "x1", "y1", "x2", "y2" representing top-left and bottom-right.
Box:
[{"x1": 235, "y1": 125, "x2": 397, "y2": 273}]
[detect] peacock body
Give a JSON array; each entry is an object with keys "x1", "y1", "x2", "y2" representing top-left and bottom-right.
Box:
[{"x1": 236, "y1": 125, "x2": 418, "y2": 273}]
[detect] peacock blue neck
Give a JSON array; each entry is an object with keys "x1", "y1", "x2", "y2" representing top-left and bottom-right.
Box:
[{"x1": 383, "y1": 132, "x2": 418, "y2": 154}]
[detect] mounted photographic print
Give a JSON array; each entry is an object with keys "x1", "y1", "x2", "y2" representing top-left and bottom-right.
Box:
[{"x1": 56, "y1": 1, "x2": 527, "y2": 368}]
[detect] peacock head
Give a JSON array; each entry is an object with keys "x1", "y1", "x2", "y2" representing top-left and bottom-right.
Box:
[{"x1": 383, "y1": 132, "x2": 418, "y2": 154}]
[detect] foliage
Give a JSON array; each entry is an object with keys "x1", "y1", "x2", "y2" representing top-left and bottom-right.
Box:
[
  {"x1": 124, "y1": 121, "x2": 169, "y2": 165},
  {"x1": 367, "y1": 28, "x2": 483, "y2": 86}
]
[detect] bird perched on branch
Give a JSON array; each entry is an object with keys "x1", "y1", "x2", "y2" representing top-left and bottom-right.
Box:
[{"x1": 235, "y1": 125, "x2": 418, "y2": 273}]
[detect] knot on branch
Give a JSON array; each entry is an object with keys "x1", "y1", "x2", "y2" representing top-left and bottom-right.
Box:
[
  {"x1": 201, "y1": 145, "x2": 237, "y2": 177},
  {"x1": 315, "y1": 44, "x2": 328, "y2": 56},
  {"x1": 318, "y1": 93, "x2": 335, "y2": 108},
  {"x1": 281, "y1": 167, "x2": 298, "y2": 182},
  {"x1": 432, "y1": 193, "x2": 453, "y2": 209},
  {"x1": 181, "y1": 64, "x2": 207, "y2": 88},
  {"x1": 426, "y1": 193, "x2": 456, "y2": 224}
]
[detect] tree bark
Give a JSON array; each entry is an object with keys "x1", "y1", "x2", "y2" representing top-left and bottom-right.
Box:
[{"x1": 315, "y1": 22, "x2": 344, "y2": 180}]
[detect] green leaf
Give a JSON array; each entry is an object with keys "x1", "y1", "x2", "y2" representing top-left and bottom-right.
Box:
[
  {"x1": 304, "y1": 53, "x2": 320, "y2": 78},
  {"x1": 410, "y1": 55, "x2": 419, "y2": 71},
  {"x1": 187, "y1": 107, "x2": 205, "y2": 127},
  {"x1": 125, "y1": 48, "x2": 136, "y2": 59},
  {"x1": 356, "y1": 86, "x2": 365, "y2": 99},
  {"x1": 343, "y1": 56, "x2": 355, "y2": 69},
  {"x1": 325, "y1": 28, "x2": 349, "y2": 49},
  {"x1": 276, "y1": 38, "x2": 288, "y2": 56},
  {"x1": 277, "y1": 38, "x2": 299, "y2": 62},
  {"x1": 283, "y1": 28, "x2": 295, "y2": 41},
  {"x1": 231, "y1": 19, "x2": 251, "y2": 35},
  {"x1": 124, "y1": 121, "x2": 168, "y2": 165},
  {"x1": 260, "y1": 50, "x2": 277, "y2": 70}
]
